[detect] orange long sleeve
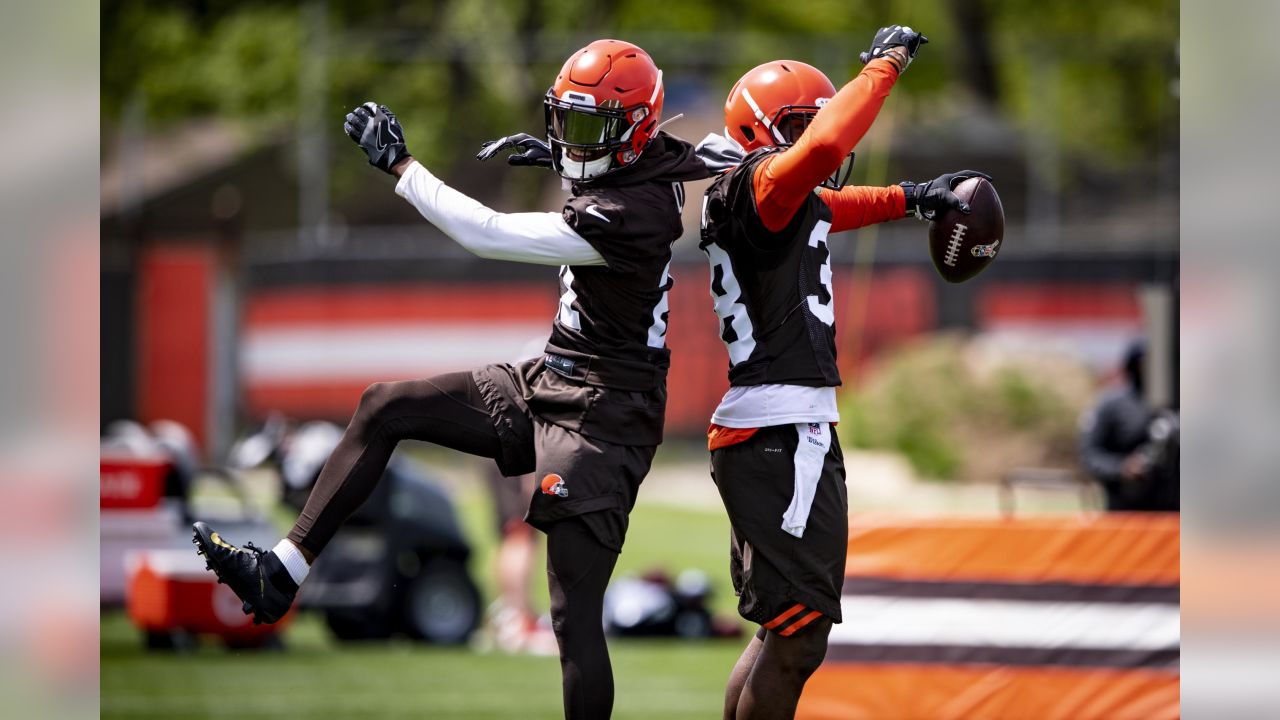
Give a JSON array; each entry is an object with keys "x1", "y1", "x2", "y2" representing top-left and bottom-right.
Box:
[
  {"x1": 819, "y1": 184, "x2": 905, "y2": 232},
  {"x1": 752, "y1": 58, "x2": 900, "y2": 232}
]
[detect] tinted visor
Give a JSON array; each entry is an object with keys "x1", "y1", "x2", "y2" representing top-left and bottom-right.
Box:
[
  {"x1": 546, "y1": 97, "x2": 632, "y2": 162},
  {"x1": 558, "y1": 110, "x2": 616, "y2": 150}
]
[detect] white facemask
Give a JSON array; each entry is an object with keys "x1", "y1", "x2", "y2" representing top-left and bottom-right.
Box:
[{"x1": 558, "y1": 150, "x2": 614, "y2": 180}]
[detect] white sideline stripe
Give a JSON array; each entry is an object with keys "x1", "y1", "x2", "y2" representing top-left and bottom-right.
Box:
[
  {"x1": 832, "y1": 596, "x2": 1180, "y2": 650},
  {"x1": 242, "y1": 324, "x2": 547, "y2": 382}
]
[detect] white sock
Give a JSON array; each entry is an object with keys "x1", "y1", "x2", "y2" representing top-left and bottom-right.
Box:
[{"x1": 272, "y1": 539, "x2": 310, "y2": 586}]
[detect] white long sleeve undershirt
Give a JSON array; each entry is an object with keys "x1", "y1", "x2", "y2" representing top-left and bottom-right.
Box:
[{"x1": 394, "y1": 160, "x2": 607, "y2": 266}]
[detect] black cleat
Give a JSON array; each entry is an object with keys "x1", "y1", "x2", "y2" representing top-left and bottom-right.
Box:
[{"x1": 192, "y1": 521, "x2": 298, "y2": 625}]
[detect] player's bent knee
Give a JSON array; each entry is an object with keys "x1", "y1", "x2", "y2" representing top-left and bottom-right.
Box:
[
  {"x1": 354, "y1": 381, "x2": 408, "y2": 428},
  {"x1": 358, "y1": 381, "x2": 395, "y2": 412},
  {"x1": 347, "y1": 381, "x2": 413, "y2": 446}
]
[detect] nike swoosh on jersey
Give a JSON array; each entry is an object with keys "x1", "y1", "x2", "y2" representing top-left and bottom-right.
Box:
[{"x1": 584, "y1": 205, "x2": 611, "y2": 223}]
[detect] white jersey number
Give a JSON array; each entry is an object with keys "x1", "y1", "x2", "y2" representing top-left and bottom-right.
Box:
[
  {"x1": 646, "y1": 261, "x2": 672, "y2": 349},
  {"x1": 805, "y1": 219, "x2": 835, "y2": 327},
  {"x1": 703, "y1": 241, "x2": 757, "y2": 366},
  {"x1": 557, "y1": 265, "x2": 581, "y2": 331}
]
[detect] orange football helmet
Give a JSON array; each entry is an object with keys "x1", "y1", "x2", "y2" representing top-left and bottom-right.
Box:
[
  {"x1": 724, "y1": 60, "x2": 854, "y2": 188},
  {"x1": 544, "y1": 39, "x2": 665, "y2": 181}
]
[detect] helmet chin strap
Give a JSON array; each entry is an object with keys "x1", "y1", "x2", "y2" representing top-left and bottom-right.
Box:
[{"x1": 559, "y1": 150, "x2": 613, "y2": 180}]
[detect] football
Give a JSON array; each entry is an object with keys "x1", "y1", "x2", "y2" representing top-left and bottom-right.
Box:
[{"x1": 927, "y1": 177, "x2": 1005, "y2": 283}]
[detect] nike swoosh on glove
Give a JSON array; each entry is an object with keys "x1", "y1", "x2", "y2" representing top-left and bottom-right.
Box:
[
  {"x1": 476, "y1": 133, "x2": 552, "y2": 168},
  {"x1": 344, "y1": 101, "x2": 412, "y2": 175}
]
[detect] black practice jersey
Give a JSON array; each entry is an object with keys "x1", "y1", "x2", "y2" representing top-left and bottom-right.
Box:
[
  {"x1": 547, "y1": 132, "x2": 708, "y2": 391},
  {"x1": 699, "y1": 148, "x2": 841, "y2": 388}
]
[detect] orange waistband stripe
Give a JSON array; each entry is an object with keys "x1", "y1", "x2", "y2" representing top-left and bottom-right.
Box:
[
  {"x1": 778, "y1": 609, "x2": 824, "y2": 637},
  {"x1": 707, "y1": 424, "x2": 761, "y2": 452},
  {"x1": 762, "y1": 603, "x2": 806, "y2": 630}
]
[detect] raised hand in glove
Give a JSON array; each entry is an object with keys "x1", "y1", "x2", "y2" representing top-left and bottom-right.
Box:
[
  {"x1": 900, "y1": 170, "x2": 992, "y2": 220},
  {"x1": 859, "y1": 25, "x2": 929, "y2": 73},
  {"x1": 476, "y1": 133, "x2": 552, "y2": 167},
  {"x1": 344, "y1": 101, "x2": 411, "y2": 175}
]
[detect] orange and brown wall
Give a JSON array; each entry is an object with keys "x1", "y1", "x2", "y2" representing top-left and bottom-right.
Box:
[{"x1": 107, "y1": 252, "x2": 1150, "y2": 451}]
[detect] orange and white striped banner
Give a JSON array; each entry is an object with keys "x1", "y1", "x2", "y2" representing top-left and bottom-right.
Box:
[
  {"x1": 241, "y1": 285, "x2": 555, "y2": 418},
  {"x1": 798, "y1": 514, "x2": 1179, "y2": 720}
]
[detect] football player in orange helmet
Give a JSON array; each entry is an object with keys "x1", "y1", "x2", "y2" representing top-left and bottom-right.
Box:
[
  {"x1": 693, "y1": 25, "x2": 990, "y2": 719},
  {"x1": 479, "y1": 38, "x2": 671, "y2": 182},
  {"x1": 195, "y1": 39, "x2": 708, "y2": 720},
  {"x1": 544, "y1": 40, "x2": 667, "y2": 180}
]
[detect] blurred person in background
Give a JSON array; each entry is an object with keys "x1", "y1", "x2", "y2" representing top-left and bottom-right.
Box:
[
  {"x1": 194, "y1": 38, "x2": 710, "y2": 719},
  {"x1": 694, "y1": 25, "x2": 988, "y2": 719},
  {"x1": 1079, "y1": 339, "x2": 1179, "y2": 512},
  {"x1": 481, "y1": 468, "x2": 556, "y2": 655}
]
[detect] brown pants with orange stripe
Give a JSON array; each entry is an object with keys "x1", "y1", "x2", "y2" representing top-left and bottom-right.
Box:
[{"x1": 709, "y1": 423, "x2": 847, "y2": 634}]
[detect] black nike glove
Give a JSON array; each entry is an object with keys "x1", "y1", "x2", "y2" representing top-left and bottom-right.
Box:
[
  {"x1": 344, "y1": 101, "x2": 411, "y2": 175},
  {"x1": 900, "y1": 170, "x2": 992, "y2": 220},
  {"x1": 476, "y1": 133, "x2": 552, "y2": 168},
  {"x1": 859, "y1": 25, "x2": 929, "y2": 72}
]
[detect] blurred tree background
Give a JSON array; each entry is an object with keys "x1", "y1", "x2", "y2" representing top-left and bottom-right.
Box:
[
  {"x1": 840, "y1": 334, "x2": 1094, "y2": 480},
  {"x1": 101, "y1": 0, "x2": 1178, "y2": 477},
  {"x1": 102, "y1": 0, "x2": 1177, "y2": 192}
]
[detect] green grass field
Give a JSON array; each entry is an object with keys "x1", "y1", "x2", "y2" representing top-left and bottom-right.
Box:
[
  {"x1": 101, "y1": 613, "x2": 744, "y2": 719},
  {"x1": 102, "y1": 478, "x2": 747, "y2": 719}
]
